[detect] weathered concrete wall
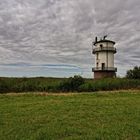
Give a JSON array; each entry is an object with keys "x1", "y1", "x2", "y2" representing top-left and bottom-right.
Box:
[
  {"x1": 94, "y1": 71, "x2": 116, "y2": 79},
  {"x1": 95, "y1": 42, "x2": 115, "y2": 68}
]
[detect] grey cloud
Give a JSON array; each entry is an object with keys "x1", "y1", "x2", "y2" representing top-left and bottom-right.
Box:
[{"x1": 0, "y1": 0, "x2": 140, "y2": 77}]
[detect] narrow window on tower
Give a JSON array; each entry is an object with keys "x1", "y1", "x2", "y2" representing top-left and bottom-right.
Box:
[
  {"x1": 100, "y1": 44, "x2": 103, "y2": 49},
  {"x1": 96, "y1": 53, "x2": 99, "y2": 60},
  {"x1": 96, "y1": 62, "x2": 98, "y2": 68}
]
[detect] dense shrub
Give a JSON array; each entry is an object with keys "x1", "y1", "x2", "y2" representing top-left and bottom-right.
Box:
[
  {"x1": 79, "y1": 78, "x2": 140, "y2": 92},
  {"x1": 0, "y1": 77, "x2": 61, "y2": 93},
  {"x1": 58, "y1": 75, "x2": 85, "y2": 92},
  {"x1": 0, "y1": 76, "x2": 139, "y2": 93},
  {"x1": 126, "y1": 66, "x2": 140, "y2": 79}
]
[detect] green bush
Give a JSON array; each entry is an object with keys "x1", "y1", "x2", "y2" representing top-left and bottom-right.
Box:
[
  {"x1": 0, "y1": 77, "x2": 140, "y2": 93},
  {"x1": 126, "y1": 66, "x2": 140, "y2": 79},
  {"x1": 59, "y1": 75, "x2": 85, "y2": 92},
  {"x1": 79, "y1": 78, "x2": 140, "y2": 92}
]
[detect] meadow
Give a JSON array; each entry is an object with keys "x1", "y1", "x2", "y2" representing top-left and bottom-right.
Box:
[{"x1": 0, "y1": 90, "x2": 140, "y2": 140}]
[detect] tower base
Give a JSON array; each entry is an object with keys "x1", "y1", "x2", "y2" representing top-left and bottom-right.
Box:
[{"x1": 94, "y1": 71, "x2": 116, "y2": 79}]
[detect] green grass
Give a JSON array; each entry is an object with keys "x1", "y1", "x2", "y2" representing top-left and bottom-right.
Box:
[{"x1": 0, "y1": 91, "x2": 140, "y2": 140}]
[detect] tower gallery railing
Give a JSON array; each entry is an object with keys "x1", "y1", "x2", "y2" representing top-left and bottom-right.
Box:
[
  {"x1": 92, "y1": 67, "x2": 117, "y2": 72},
  {"x1": 92, "y1": 47, "x2": 117, "y2": 54}
]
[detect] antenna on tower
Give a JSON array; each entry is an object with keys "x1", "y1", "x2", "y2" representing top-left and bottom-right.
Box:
[
  {"x1": 93, "y1": 36, "x2": 98, "y2": 44},
  {"x1": 95, "y1": 36, "x2": 98, "y2": 43},
  {"x1": 93, "y1": 36, "x2": 98, "y2": 45},
  {"x1": 103, "y1": 35, "x2": 108, "y2": 40}
]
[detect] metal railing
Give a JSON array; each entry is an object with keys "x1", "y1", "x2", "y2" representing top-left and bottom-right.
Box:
[
  {"x1": 92, "y1": 67, "x2": 117, "y2": 72},
  {"x1": 92, "y1": 47, "x2": 117, "y2": 54}
]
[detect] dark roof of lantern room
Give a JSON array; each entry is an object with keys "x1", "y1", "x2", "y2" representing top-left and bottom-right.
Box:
[{"x1": 94, "y1": 39, "x2": 116, "y2": 46}]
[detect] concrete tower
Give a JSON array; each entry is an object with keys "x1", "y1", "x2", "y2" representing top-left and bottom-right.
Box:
[{"x1": 92, "y1": 36, "x2": 117, "y2": 79}]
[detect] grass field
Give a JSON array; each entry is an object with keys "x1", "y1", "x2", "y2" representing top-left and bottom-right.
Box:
[{"x1": 0, "y1": 91, "x2": 140, "y2": 140}]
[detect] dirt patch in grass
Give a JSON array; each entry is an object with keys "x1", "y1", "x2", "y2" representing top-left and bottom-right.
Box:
[{"x1": 1, "y1": 89, "x2": 140, "y2": 97}]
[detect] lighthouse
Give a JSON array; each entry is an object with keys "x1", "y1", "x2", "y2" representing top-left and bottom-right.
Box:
[{"x1": 92, "y1": 36, "x2": 117, "y2": 79}]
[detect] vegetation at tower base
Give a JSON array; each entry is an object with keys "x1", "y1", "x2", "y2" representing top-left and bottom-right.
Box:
[
  {"x1": 126, "y1": 66, "x2": 140, "y2": 79},
  {"x1": 0, "y1": 76, "x2": 140, "y2": 93}
]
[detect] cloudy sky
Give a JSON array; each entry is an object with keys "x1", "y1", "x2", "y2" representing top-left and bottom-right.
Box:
[{"x1": 0, "y1": 0, "x2": 140, "y2": 78}]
